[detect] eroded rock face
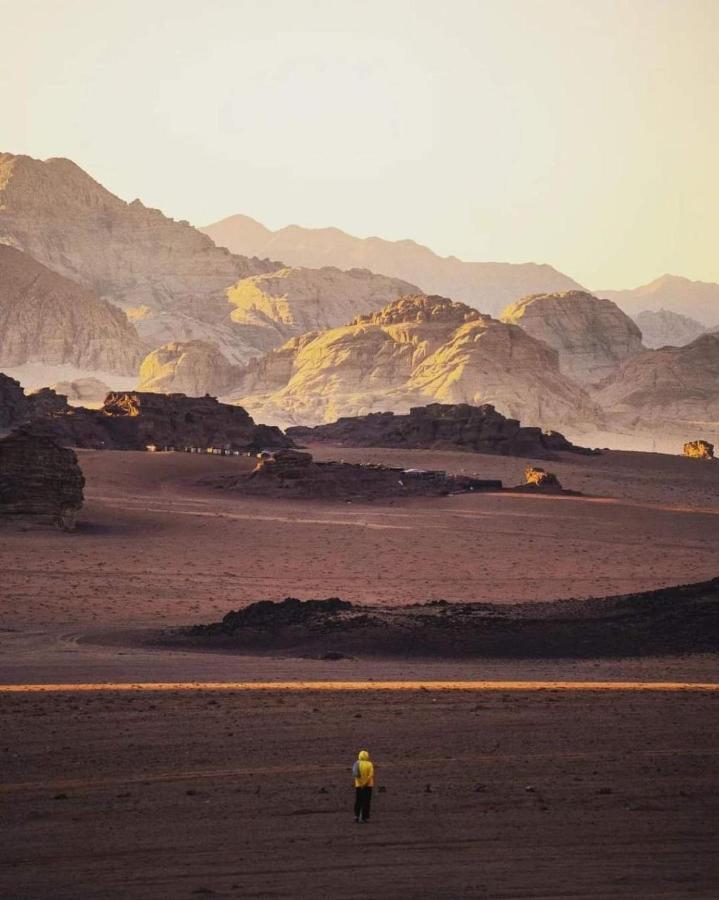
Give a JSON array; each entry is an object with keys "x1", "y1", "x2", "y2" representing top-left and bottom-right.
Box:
[
  {"x1": 635, "y1": 309, "x2": 705, "y2": 349},
  {"x1": 0, "y1": 153, "x2": 279, "y2": 364},
  {"x1": 201, "y1": 214, "x2": 584, "y2": 317},
  {"x1": 137, "y1": 340, "x2": 242, "y2": 397},
  {"x1": 226, "y1": 294, "x2": 603, "y2": 433},
  {"x1": 0, "y1": 245, "x2": 145, "y2": 375},
  {"x1": 592, "y1": 334, "x2": 719, "y2": 438},
  {"x1": 227, "y1": 266, "x2": 420, "y2": 351},
  {"x1": 0, "y1": 429, "x2": 84, "y2": 529},
  {"x1": 683, "y1": 440, "x2": 714, "y2": 460},
  {"x1": 500, "y1": 291, "x2": 644, "y2": 385},
  {"x1": 287, "y1": 403, "x2": 596, "y2": 459},
  {"x1": 0, "y1": 373, "x2": 28, "y2": 430}
]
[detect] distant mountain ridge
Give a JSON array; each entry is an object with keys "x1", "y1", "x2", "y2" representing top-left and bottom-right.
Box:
[
  {"x1": 201, "y1": 214, "x2": 584, "y2": 317},
  {"x1": 598, "y1": 275, "x2": 719, "y2": 328}
]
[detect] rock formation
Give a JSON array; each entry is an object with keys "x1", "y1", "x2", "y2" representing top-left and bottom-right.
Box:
[
  {"x1": 683, "y1": 440, "x2": 714, "y2": 460},
  {"x1": 522, "y1": 466, "x2": 563, "y2": 490},
  {"x1": 49, "y1": 377, "x2": 112, "y2": 405},
  {"x1": 287, "y1": 403, "x2": 596, "y2": 459},
  {"x1": 0, "y1": 373, "x2": 29, "y2": 430},
  {"x1": 634, "y1": 309, "x2": 705, "y2": 349},
  {"x1": 0, "y1": 244, "x2": 145, "y2": 375},
  {"x1": 226, "y1": 294, "x2": 603, "y2": 432},
  {"x1": 0, "y1": 429, "x2": 85, "y2": 529},
  {"x1": 500, "y1": 291, "x2": 644, "y2": 385},
  {"x1": 0, "y1": 153, "x2": 280, "y2": 363},
  {"x1": 227, "y1": 265, "x2": 420, "y2": 350},
  {"x1": 592, "y1": 334, "x2": 719, "y2": 438},
  {"x1": 137, "y1": 340, "x2": 243, "y2": 397},
  {"x1": 598, "y1": 275, "x2": 719, "y2": 329},
  {"x1": 201, "y1": 214, "x2": 584, "y2": 317},
  {"x1": 206, "y1": 447, "x2": 503, "y2": 500}
]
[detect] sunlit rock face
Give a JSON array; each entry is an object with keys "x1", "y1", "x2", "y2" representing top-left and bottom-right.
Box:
[
  {"x1": 634, "y1": 309, "x2": 705, "y2": 349},
  {"x1": 592, "y1": 334, "x2": 719, "y2": 437},
  {"x1": 0, "y1": 244, "x2": 145, "y2": 375},
  {"x1": 0, "y1": 430, "x2": 85, "y2": 530},
  {"x1": 287, "y1": 403, "x2": 596, "y2": 459},
  {"x1": 0, "y1": 153, "x2": 279, "y2": 364},
  {"x1": 138, "y1": 340, "x2": 243, "y2": 397},
  {"x1": 201, "y1": 213, "x2": 584, "y2": 317},
  {"x1": 225, "y1": 294, "x2": 603, "y2": 433},
  {"x1": 227, "y1": 266, "x2": 420, "y2": 352},
  {"x1": 500, "y1": 291, "x2": 644, "y2": 386},
  {"x1": 683, "y1": 440, "x2": 714, "y2": 460}
]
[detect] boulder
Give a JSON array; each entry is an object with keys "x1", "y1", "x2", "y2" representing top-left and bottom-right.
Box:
[
  {"x1": 0, "y1": 429, "x2": 85, "y2": 529},
  {"x1": 683, "y1": 440, "x2": 714, "y2": 460},
  {"x1": 523, "y1": 466, "x2": 563, "y2": 490}
]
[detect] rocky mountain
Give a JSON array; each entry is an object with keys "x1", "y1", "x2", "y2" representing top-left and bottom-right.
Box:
[
  {"x1": 225, "y1": 294, "x2": 602, "y2": 432},
  {"x1": 0, "y1": 244, "x2": 145, "y2": 375},
  {"x1": 202, "y1": 214, "x2": 584, "y2": 317},
  {"x1": 137, "y1": 340, "x2": 243, "y2": 397},
  {"x1": 227, "y1": 266, "x2": 420, "y2": 351},
  {"x1": 592, "y1": 333, "x2": 719, "y2": 437},
  {"x1": 598, "y1": 275, "x2": 719, "y2": 328},
  {"x1": 634, "y1": 309, "x2": 705, "y2": 349},
  {"x1": 500, "y1": 291, "x2": 644, "y2": 386},
  {"x1": 287, "y1": 402, "x2": 596, "y2": 459},
  {"x1": 0, "y1": 153, "x2": 280, "y2": 363},
  {"x1": 49, "y1": 377, "x2": 112, "y2": 405}
]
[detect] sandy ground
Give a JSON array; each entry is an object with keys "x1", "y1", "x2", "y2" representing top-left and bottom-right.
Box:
[{"x1": 1, "y1": 444, "x2": 718, "y2": 898}]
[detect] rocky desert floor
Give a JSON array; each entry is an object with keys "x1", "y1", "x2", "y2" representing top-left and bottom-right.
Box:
[{"x1": 1, "y1": 444, "x2": 718, "y2": 898}]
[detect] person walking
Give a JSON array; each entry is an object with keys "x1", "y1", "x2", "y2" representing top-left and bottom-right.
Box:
[{"x1": 353, "y1": 749, "x2": 374, "y2": 823}]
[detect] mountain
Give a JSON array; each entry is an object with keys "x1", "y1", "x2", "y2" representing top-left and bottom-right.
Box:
[
  {"x1": 224, "y1": 294, "x2": 602, "y2": 431},
  {"x1": 592, "y1": 333, "x2": 719, "y2": 438},
  {"x1": 227, "y1": 265, "x2": 420, "y2": 351},
  {"x1": 0, "y1": 153, "x2": 280, "y2": 363},
  {"x1": 138, "y1": 340, "x2": 243, "y2": 397},
  {"x1": 598, "y1": 275, "x2": 719, "y2": 328},
  {"x1": 0, "y1": 244, "x2": 144, "y2": 377},
  {"x1": 500, "y1": 291, "x2": 644, "y2": 385},
  {"x1": 201, "y1": 214, "x2": 584, "y2": 317},
  {"x1": 634, "y1": 309, "x2": 706, "y2": 349}
]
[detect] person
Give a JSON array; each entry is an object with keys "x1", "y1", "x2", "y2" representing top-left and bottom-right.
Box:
[{"x1": 353, "y1": 749, "x2": 374, "y2": 823}]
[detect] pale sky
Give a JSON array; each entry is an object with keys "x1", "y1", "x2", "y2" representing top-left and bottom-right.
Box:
[{"x1": 3, "y1": 0, "x2": 718, "y2": 288}]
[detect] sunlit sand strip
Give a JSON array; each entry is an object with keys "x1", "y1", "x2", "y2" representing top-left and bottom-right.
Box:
[{"x1": 0, "y1": 681, "x2": 717, "y2": 693}]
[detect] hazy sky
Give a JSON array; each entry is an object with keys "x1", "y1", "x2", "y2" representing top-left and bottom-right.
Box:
[{"x1": 3, "y1": 0, "x2": 718, "y2": 287}]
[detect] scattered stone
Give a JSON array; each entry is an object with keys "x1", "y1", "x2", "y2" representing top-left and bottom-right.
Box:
[
  {"x1": 0, "y1": 430, "x2": 84, "y2": 529},
  {"x1": 53, "y1": 793, "x2": 68, "y2": 800},
  {"x1": 683, "y1": 440, "x2": 714, "y2": 460}
]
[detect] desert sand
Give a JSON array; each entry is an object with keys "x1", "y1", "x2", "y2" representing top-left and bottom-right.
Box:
[{"x1": 1, "y1": 444, "x2": 718, "y2": 898}]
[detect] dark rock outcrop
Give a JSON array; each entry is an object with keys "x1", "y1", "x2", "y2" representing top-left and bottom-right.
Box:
[
  {"x1": 287, "y1": 403, "x2": 596, "y2": 460},
  {"x1": 0, "y1": 373, "x2": 28, "y2": 430},
  {"x1": 522, "y1": 466, "x2": 563, "y2": 490},
  {"x1": 683, "y1": 440, "x2": 714, "y2": 460},
  {"x1": 0, "y1": 429, "x2": 84, "y2": 529}
]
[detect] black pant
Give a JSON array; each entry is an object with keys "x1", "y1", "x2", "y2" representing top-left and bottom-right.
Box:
[{"x1": 354, "y1": 786, "x2": 372, "y2": 821}]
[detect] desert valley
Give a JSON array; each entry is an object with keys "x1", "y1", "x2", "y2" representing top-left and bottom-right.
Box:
[{"x1": 2, "y1": 3, "x2": 719, "y2": 895}]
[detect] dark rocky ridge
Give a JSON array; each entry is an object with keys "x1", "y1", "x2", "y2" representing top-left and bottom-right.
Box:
[
  {"x1": 0, "y1": 375, "x2": 291, "y2": 452},
  {"x1": 287, "y1": 403, "x2": 597, "y2": 459},
  {"x1": 182, "y1": 576, "x2": 719, "y2": 658},
  {"x1": 0, "y1": 429, "x2": 85, "y2": 529}
]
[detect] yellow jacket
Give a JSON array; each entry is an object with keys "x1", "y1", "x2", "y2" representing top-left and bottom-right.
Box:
[{"x1": 354, "y1": 750, "x2": 374, "y2": 787}]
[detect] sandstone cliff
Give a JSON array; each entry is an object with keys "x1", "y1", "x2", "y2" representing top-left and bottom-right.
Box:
[
  {"x1": 500, "y1": 291, "x2": 643, "y2": 385},
  {"x1": 0, "y1": 153, "x2": 279, "y2": 363},
  {"x1": 592, "y1": 333, "x2": 719, "y2": 437},
  {"x1": 0, "y1": 245, "x2": 145, "y2": 375},
  {"x1": 137, "y1": 340, "x2": 243, "y2": 397},
  {"x1": 598, "y1": 275, "x2": 719, "y2": 328},
  {"x1": 287, "y1": 403, "x2": 596, "y2": 459},
  {"x1": 202, "y1": 214, "x2": 583, "y2": 317},
  {"x1": 225, "y1": 295, "x2": 602, "y2": 432},
  {"x1": 227, "y1": 266, "x2": 420, "y2": 350},
  {"x1": 634, "y1": 309, "x2": 705, "y2": 349}
]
